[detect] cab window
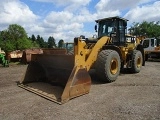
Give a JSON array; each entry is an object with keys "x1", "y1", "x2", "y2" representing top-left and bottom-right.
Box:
[
  {"x1": 143, "y1": 40, "x2": 149, "y2": 48},
  {"x1": 151, "y1": 39, "x2": 154, "y2": 47}
]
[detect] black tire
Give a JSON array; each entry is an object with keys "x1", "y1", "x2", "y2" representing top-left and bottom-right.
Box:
[
  {"x1": 131, "y1": 50, "x2": 143, "y2": 73},
  {"x1": 95, "y1": 50, "x2": 120, "y2": 82}
]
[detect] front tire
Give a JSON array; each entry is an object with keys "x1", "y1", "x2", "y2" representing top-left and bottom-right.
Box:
[{"x1": 95, "y1": 50, "x2": 120, "y2": 82}]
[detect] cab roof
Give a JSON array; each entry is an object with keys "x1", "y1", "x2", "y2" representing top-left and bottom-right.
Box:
[{"x1": 95, "y1": 16, "x2": 128, "y2": 23}]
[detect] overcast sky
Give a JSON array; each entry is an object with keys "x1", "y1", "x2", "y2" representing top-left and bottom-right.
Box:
[{"x1": 0, "y1": 0, "x2": 159, "y2": 42}]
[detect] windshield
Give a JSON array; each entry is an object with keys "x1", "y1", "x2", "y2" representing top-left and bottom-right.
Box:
[{"x1": 98, "y1": 21, "x2": 115, "y2": 37}]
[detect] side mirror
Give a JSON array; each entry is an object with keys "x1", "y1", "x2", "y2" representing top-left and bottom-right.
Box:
[{"x1": 95, "y1": 25, "x2": 97, "y2": 32}]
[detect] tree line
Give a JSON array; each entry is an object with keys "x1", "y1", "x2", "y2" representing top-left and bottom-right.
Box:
[
  {"x1": 1, "y1": 20, "x2": 160, "y2": 52},
  {"x1": 129, "y1": 21, "x2": 160, "y2": 45},
  {"x1": 129, "y1": 21, "x2": 160, "y2": 39},
  {"x1": 0, "y1": 24, "x2": 65, "y2": 52}
]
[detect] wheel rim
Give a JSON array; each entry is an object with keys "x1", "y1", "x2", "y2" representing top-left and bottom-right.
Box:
[
  {"x1": 137, "y1": 56, "x2": 141, "y2": 68},
  {"x1": 110, "y1": 58, "x2": 118, "y2": 75}
]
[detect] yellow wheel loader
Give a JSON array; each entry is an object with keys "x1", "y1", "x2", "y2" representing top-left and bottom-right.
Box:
[{"x1": 18, "y1": 16, "x2": 145, "y2": 104}]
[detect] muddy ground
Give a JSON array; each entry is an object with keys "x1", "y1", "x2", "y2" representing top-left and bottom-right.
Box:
[{"x1": 0, "y1": 60, "x2": 160, "y2": 120}]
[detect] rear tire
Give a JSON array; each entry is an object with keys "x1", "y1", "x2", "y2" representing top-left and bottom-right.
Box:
[
  {"x1": 95, "y1": 50, "x2": 120, "y2": 82},
  {"x1": 131, "y1": 50, "x2": 143, "y2": 73}
]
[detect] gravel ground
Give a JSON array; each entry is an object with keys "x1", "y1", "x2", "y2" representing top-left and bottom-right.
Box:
[{"x1": 0, "y1": 60, "x2": 160, "y2": 120}]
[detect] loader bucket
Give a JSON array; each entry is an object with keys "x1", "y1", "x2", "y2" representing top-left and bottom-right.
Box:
[{"x1": 18, "y1": 54, "x2": 91, "y2": 104}]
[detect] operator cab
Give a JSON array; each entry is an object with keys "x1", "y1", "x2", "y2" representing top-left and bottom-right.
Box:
[
  {"x1": 141, "y1": 38, "x2": 157, "y2": 51},
  {"x1": 95, "y1": 16, "x2": 128, "y2": 46}
]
